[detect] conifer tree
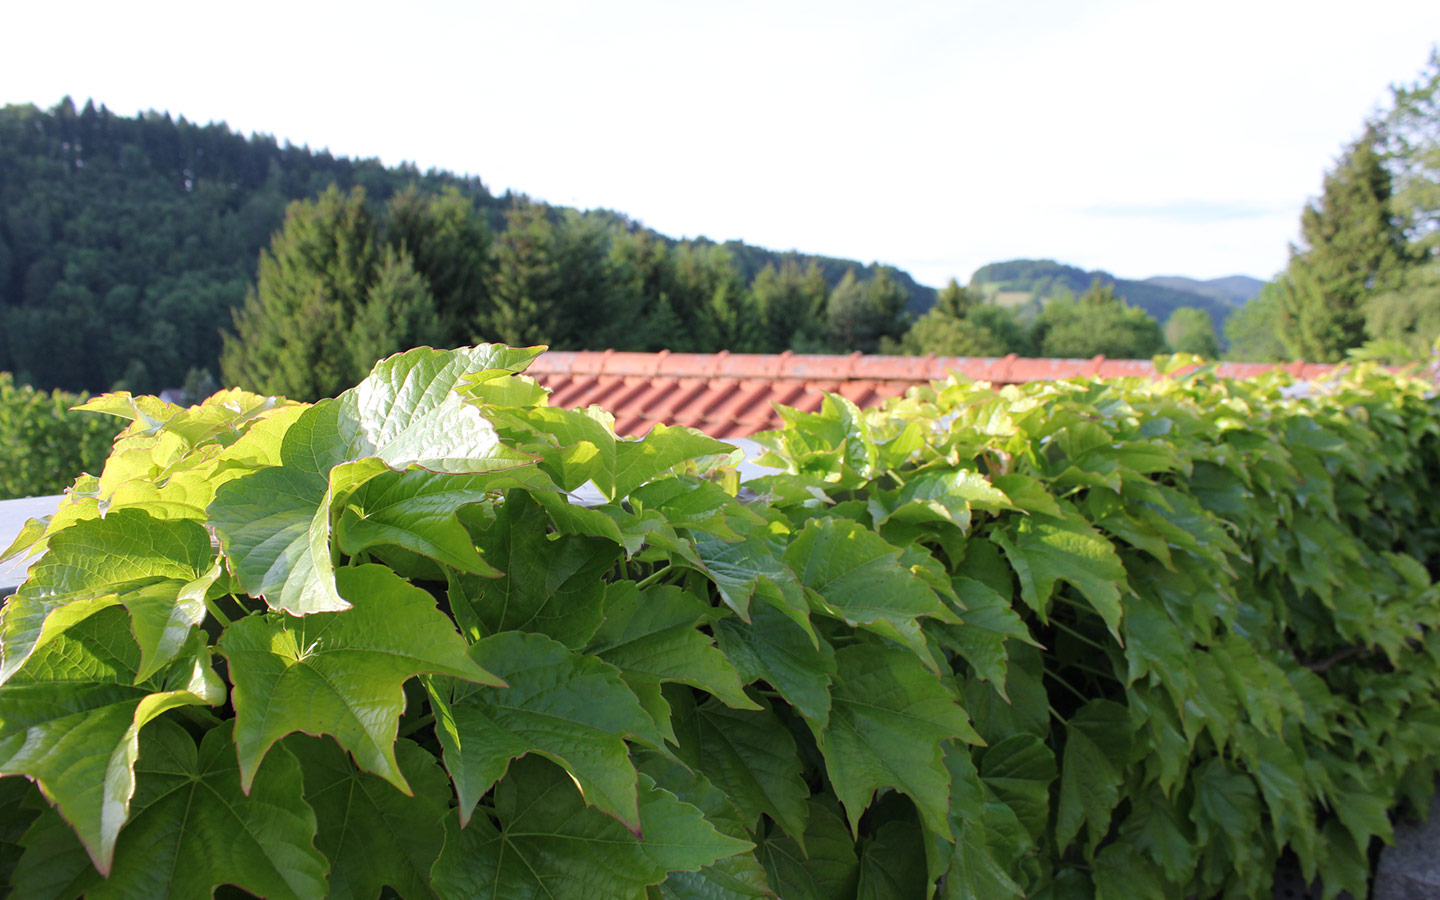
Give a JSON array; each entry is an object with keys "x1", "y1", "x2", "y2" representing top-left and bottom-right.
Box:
[
  {"x1": 386, "y1": 186, "x2": 490, "y2": 346},
  {"x1": 752, "y1": 260, "x2": 828, "y2": 352},
  {"x1": 221, "y1": 185, "x2": 379, "y2": 399},
  {"x1": 1277, "y1": 126, "x2": 1408, "y2": 361}
]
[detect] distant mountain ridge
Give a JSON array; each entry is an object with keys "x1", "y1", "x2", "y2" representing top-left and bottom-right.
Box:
[{"x1": 970, "y1": 259, "x2": 1263, "y2": 329}]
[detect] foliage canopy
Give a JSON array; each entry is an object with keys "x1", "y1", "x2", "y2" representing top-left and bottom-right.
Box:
[{"x1": 2, "y1": 345, "x2": 1439, "y2": 899}]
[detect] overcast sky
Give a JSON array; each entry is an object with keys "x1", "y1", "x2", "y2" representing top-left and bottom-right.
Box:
[{"x1": 5, "y1": 0, "x2": 1439, "y2": 287}]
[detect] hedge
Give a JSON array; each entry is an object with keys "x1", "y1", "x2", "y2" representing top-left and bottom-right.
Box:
[
  {"x1": 0, "y1": 373, "x2": 120, "y2": 501},
  {"x1": 0, "y1": 345, "x2": 1437, "y2": 900}
]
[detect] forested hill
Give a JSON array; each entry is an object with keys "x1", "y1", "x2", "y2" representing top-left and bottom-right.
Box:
[
  {"x1": 0, "y1": 99, "x2": 933, "y2": 394},
  {"x1": 972, "y1": 259, "x2": 1263, "y2": 327}
]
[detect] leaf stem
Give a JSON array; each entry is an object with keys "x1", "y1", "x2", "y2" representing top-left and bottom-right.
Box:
[
  {"x1": 399, "y1": 713, "x2": 435, "y2": 739},
  {"x1": 1043, "y1": 666, "x2": 1092, "y2": 705},
  {"x1": 203, "y1": 595, "x2": 233, "y2": 629},
  {"x1": 1050, "y1": 619, "x2": 1113, "y2": 654},
  {"x1": 636, "y1": 565, "x2": 673, "y2": 590}
]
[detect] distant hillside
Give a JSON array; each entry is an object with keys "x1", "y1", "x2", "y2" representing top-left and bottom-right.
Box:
[
  {"x1": 970, "y1": 259, "x2": 1261, "y2": 330},
  {"x1": 0, "y1": 99, "x2": 933, "y2": 392},
  {"x1": 1143, "y1": 274, "x2": 1265, "y2": 306}
]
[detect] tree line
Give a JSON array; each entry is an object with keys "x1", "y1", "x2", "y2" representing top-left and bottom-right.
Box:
[
  {"x1": 0, "y1": 98, "x2": 931, "y2": 397},
  {"x1": 1226, "y1": 49, "x2": 1440, "y2": 363}
]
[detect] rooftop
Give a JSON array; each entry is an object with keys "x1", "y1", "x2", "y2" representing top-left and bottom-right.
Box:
[{"x1": 527, "y1": 350, "x2": 1340, "y2": 438}]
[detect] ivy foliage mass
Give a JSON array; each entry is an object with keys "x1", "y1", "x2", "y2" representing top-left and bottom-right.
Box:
[
  {"x1": 0, "y1": 373, "x2": 120, "y2": 500},
  {"x1": 2, "y1": 346, "x2": 1439, "y2": 899}
]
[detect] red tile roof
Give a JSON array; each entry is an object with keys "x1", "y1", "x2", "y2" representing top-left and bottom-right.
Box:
[{"x1": 526, "y1": 350, "x2": 1341, "y2": 438}]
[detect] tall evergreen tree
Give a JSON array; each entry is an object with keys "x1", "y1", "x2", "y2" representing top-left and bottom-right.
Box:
[
  {"x1": 483, "y1": 200, "x2": 558, "y2": 348},
  {"x1": 386, "y1": 186, "x2": 491, "y2": 346},
  {"x1": 825, "y1": 267, "x2": 909, "y2": 353},
  {"x1": 751, "y1": 260, "x2": 828, "y2": 352},
  {"x1": 1276, "y1": 126, "x2": 1408, "y2": 361},
  {"x1": 221, "y1": 185, "x2": 379, "y2": 399}
]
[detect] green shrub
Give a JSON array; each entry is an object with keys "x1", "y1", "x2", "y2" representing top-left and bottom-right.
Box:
[
  {"x1": 1, "y1": 346, "x2": 1437, "y2": 899},
  {"x1": 0, "y1": 373, "x2": 120, "y2": 500}
]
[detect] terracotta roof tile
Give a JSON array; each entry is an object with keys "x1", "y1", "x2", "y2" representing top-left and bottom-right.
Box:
[{"x1": 526, "y1": 351, "x2": 1343, "y2": 438}]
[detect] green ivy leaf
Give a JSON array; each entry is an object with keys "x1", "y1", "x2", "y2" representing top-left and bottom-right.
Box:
[
  {"x1": 280, "y1": 345, "x2": 539, "y2": 476},
  {"x1": 672, "y1": 690, "x2": 812, "y2": 843},
  {"x1": 856, "y1": 816, "x2": 929, "y2": 900},
  {"x1": 0, "y1": 766, "x2": 41, "y2": 889},
  {"x1": 429, "y1": 630, "x2": 664, "y2": 831},
  {"x1": 0, "y1": 609, "x2": 222, "y2": 873},
  {"x1": 457, "y1": 495, "x2": 618, "y2": 647},
  {"x1": 1092, "y1": 842, "x2": 1175, "y2": 900},
  {"x1": 219, "y1": 564, "x2": 498, "y2": 793},
  {"x1": 1055, "y1": 699, "x2": 1134, "y2": 853},
  {"x1": 12, "y1": 720, "x2": 329, "y2": 900},
  {"x1": 588, "y1": 582, "x2": 759, "y2": 713},
  {"x1": 784, "y1": 518, "x2": 961, "y2": 661},
  {"x1": 928, "y1": 576, "x2": 1035, "y2": 700},
  {"x1": 611, "y1": 425, "x2": 739, "y2": 500},
  {"x1": 993, "y1": 505, "x2": 1127, "y2": 637},
  {"x1": 639, "y1": 752, "x2": 777, "y2": 899},
  {"x1": 335, "y1": 469, "x2": 522, "y2": 575},
  {"x1": 289, "y1": 735, "x2": 451, "y2": 900},
  {"x1": 208, "y1": 465, "x2": 341, "y2": 615},
  {"x1": 980, "y1": 734, "x2": 1056, "y2": 844},
  {"x1": 817, "y1": 642, "x2": 980, "y2": 838},
  {"x1": 755, "y1": 797, "x2": 860, "y2": 900},
  {"x1": 941, "y1": 749, "x2": 1024, "y2": 900},
  {"x1": 715, "y1": 599, "x2": 837, "y2": 727},
  {"x1": 0, "y1": 508, "x2": 214, "y2": 684},
  {"x1": 431, "y1": 755, "x2": 746, "y2": 900}
]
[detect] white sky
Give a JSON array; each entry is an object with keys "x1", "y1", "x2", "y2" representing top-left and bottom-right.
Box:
[{"x1": 5, "y1": 0, "x2": 1439, "y2": 287}]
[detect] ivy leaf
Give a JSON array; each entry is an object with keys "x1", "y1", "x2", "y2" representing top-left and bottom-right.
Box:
[
  {"x1": 639, "y1": 752, "x2": 777, "y2": 899},
  {"x1": 431, "y1": 755, "x2": 745, "y2": 900},
  {"x1": 928, "y1": 576, "x2": 1035, "y2": 700},
  {"x1": 817, "y1": 641, "x2": 980, "y2": 838},
  {"x1": 218, "y1": 564, "x2": 498, "y2": 793},
  {"x1": 0, "y1": 508, "x2": 214, "y2": 684},
  {"x1": 428, "y1": 630, "x2": 664, "y2": 831},
  {"x1": 715, "y1": 599, "x2": 837, "y2": 727},
  {"x1": 280, "y1": 345, "x2": 539, "y2": 476},
  {"x1": 1055, "y1": 699, "x2": 1135, "y2": 852},
  {"x1": 784, "y1": 518, "x2": 961, "y2": 661},
  {"x1": 208, "y1": 465, "x2": 341, "y2": 615},
  {"x1": 755, "y1": 797, "x2": 860, "y2": 900},
  {"x1": 335, "y1": 468, "x2": 515, "y2": 576},
  {"x1": 0, "y1": 609, "x2": 222, "y2": 874},
  {"x1": 1117, "y1": 785, "x2": 1197, "y2": 885},
  {"x1": 856, "y1": 816, "x2": 929, "y2": 900},
  {"x1": 457, "y1": 495, "x2": 619, "y2": 647},
  {"x1": 993, "y1": 505, "x2": 1127, "y2": 638},
  {"x1": 12, "y1": 719, "x2": 329, "y2": 900},
  {"x1": 612, "y1": 424, "x2": 736, "y2": 500},
  {"x1": 672, "y1": 690, "x2": 812, "y2": 843},
  {"x1": 941, "y1": 749, "x2": 1024, "y2": 900},
  {"x1": 0, "y1": 777, "x2": 38, "y2": 890},
  {"x1": 588, "y1": 582, "x2": 758, "y2": 714},
  {"x1": 980, "y1": 734, "x2": 1056, "y2": 843},
  {"x1": 1092, "y1": 843, "x2": 1175, "y2": 900},
  {"x1": 289, "y1": 735, "x2": 451, "y2": 900},
  {"x1": 689, "y1": 523, "x2": 810, "y2": 627}
]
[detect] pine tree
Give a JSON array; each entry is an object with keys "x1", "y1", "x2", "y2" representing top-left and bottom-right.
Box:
[
  {"x1": 1277, "y1": 126, "x2": 1408, "y2": 361},
  {"x1": 221, "y1": 185, "x2": 379, "y2": 399},
  {"x1": 386, "y1": 186, "x2": 490, "y2": 346},
  {"x1": 752, "y1": 261, "x2": 828, "y2": 352},
  {"x1": 485, "y1": 200, "x2": 559, "y2": 347}
]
